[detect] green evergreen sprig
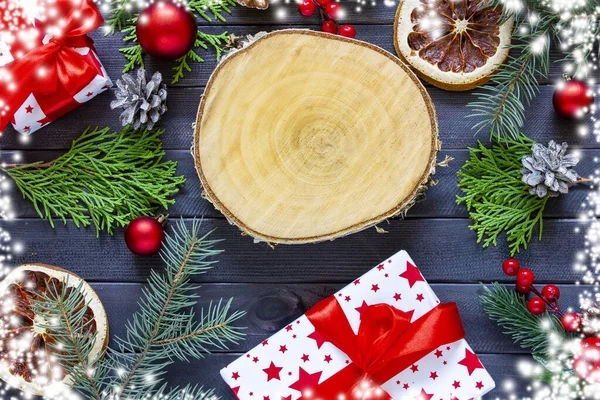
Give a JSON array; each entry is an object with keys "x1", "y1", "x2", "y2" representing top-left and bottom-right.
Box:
[
  {"x1": 31, "y1": 219, "x2": 246, "y2": 399},
  {"x1": 1, "y1": 126, "x2": 185, "y2": 235},
  {"x1": 480, "y1": 282, "x2": 567, "y2": 354},
  {"x1": 457, "y1": 133, "x2": 547, "y2": 255},
  {"x1": 109, "y1": 0, "x2": 236, "y2": 84}
]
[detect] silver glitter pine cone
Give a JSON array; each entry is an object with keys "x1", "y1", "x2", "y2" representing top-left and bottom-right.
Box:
[
  {"x1": 521, "y1": 140, "x2": 580, "y2": 198},
  {"x1": 111, "y1": 68, "x2": 167, "y2": 130}
]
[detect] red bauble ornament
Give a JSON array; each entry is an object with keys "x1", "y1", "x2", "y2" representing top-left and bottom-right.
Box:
[
  {"x1": 552, "y1": 79, "x2": 594, "y2": 119},
  {"x1": 517, "y1": 268, "x2": 534, "y2": 287},
  {"x1": 321, "y1": 20, "x2": 338, "y2": 34},
  {"x1": 561, "y1": 312, "x2": 582, "y2": 332},
  {"x1": 541, "y1": 284, "x2": 560, "y2": 301},
  {"x1": 136, "y1": 1, "x2": 198, "y2": 60},
  {"x1": 574, "y1": 338, "x2": 600, "y2": 382},
  {"x1": 298, "y1": 0, "x2": 316, "y2": 16},
  {"x1": 582, "y1": 337, "x2": 600, "y2": 362},
  {"x1": 502, "y1": 258, "x2": 520, "y2": 276},
  {"x1": 325, "y1": 2, "x2": 341, "y2": 19},
  {"x1": 339, "y1": 25, "x2": 356, "y2": 38},
  {"x1": 527, "y1": 298, "x2": 546, "y2": 315},
  {"x1": 125, "y1": 216, "x2": 165, "y2": 256}
]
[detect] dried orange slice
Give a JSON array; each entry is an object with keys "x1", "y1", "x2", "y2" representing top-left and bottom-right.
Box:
[
  {"x1": 0, "y1": 264, "x2": 108, "y2": 395},
  {"x1": 394, "y1": 0, "x2": 513, "y2": 91}
]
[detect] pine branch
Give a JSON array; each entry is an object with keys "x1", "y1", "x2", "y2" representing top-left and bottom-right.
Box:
[
  {"x1": 468, "y1": 12, "x2": 558, "y2": 141},
  {"x1": 1, "y1": 126, "x2": 185, "y2": 235},
  {"x1": 171, "y1": 31, "x2": 230, "y2": 84},
  {"x1": 105, "y1": 0, "x2": 135, "y2": 35},
  {"x1": 31, "y1": 280, "x2": 106, "y2": 400},
  {"x1": 109, "y1": 219, "x2": 246, "y2": 397},
  {"x1": 480, "y1": 282, "x2": 567, "y2": 354},
  {"x1": 457, "y1": 133, "x2": 549, "y2": 255}
]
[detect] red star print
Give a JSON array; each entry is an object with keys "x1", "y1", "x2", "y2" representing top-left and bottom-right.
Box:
[
  {"x1": 396, "y1": 380, "x2": 401, "y2": 384},
  {"x1": 452, "y1": 380, "x2": 461, "y2": 389},
  {"x1": 355, "y1": 300, "x2": 369, "y2": 316},
  {"x1": 415, "y1": 389, "x2": 434, "y2": 400},
  {"x1": 246, "y1": 354, "x2": 251, "y2": 358},
  {"x1": 263, "y1": 362, "x2": 283, "y2": 381},
  {"x1": 399, "y1": 261, "x2": 425, "y2": 288},
  {"x1": 371, "y1": 284, "x2": 380, "y2": 292},
  {"x1": 324, "y1": 354, "x2": 332, "y2": 363},
  {"x1": 285, "y1": 325, "x2": 293, "y2": 332},
  {"x1": 279, "y1": 345, "x2": 288, "y2": 353},
  {"x1": 344, "y1": 295, "x2": 351, "y2": 302},
  {"x1": 403, "y1": 383, "x2": 409, "y2": 390},
  {"x1": 231, "y1": 371, "x2": 240, "y2": 380},
  {"x1": 475, "y1": 381, "x2": 484, "y2": 389},
  {"x1": 458, "y1": 348, "x2": 484, "y2": 376},
  {"x1": 252, "y1": 356, "x2": 259, "y2": 363},
  {"x1": 289, "y1": 367, "x2": 322, "y2": 394},
  {"x1": 447, "y1": 346, "x2": 451, "y2": 350},
  {"x1": 263, "y1": 396, "x2": 270, "y2": 400},
  {"x1": 262, "y1": 340, "x2": 269, "y2": 346},
  {"x1": 393, "y1": 293, "x2": 401, "y2": 301},
  {"x1": 25, "y1": 105, "x2": 33, "y2": 113},
  {"x1": 410, "y1": 364, "x2": 419, "y2": 372},
  {"x1": 416, "y1": 293, "x2": 424, "y2": 302},
  {"x1": 249, "y1": 392, "x2": 253, "y2": 396},
  {"x1": 377, "y1": 264, "x2": 385, "y2": 270},
  {"x1": 307, "y1": 329, "x2": 327, "y2": 349},
  {"x1": 384, "y1": 273, "x2": 389, "y2": 277},
  {"x1": 301, "y1": 354, "x2": 310, "y2": 362},
  {"x1": 443, "y1": 361, "x2": 447, "y2": 365},
  {"x1": 281, "y1": 396, "x2": 292, "y2": 400},
  {"x1": 23, "y1": 126, "x2": 30, "y2": 132},
  {"x1": 354, "y1": 279, "x2": 360, "y2": 285},
  {"x1": 292, "y1": 334, "x2": 297, "y2": 339},
  {"x1": 434, "y1": 349, "x2": 443, "y2": 358},
  {"x1": 429, "y1": 371, "x2": 438, "y2": 380},
  {"x1": 86, "y1": 91, "x2": 93, "y2": 97}
]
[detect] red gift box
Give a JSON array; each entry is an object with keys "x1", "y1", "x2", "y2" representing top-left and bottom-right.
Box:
[{"x1": 0, "y1": 0, "x2": 112, "y2": 134}]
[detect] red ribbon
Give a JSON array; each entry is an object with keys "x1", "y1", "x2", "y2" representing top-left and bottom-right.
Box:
[
  {"x1": 303, "y1": 297, "x2": 466, "y2": 399},
  {"x1": 0, "y1": 0, "x2": 103, "y2": 131}
]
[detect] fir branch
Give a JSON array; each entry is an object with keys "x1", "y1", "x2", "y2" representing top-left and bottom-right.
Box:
[
  {"x1": 31, "y1": 280, "x2": 106, "y2": 400},
  {"x1": 1, "y1": 126, "x2": 184, "y2": 235},
  {"x1": 172, "y1": 31, "x2": 230, "y2": 84},
  {"x1": 480, "y1": 282, "x2": 567, "y2": 354},
  {"x1": 105, "y1": 0, "x2": 134, "y2": 35},
  {"x1": 468, "y1": 12, "x2": 558, "y2": 141},
  {"x1": 457, "y1": 133, "x2": 548, "y2": 255},
  {"x1": 109, "y1": 219, "x2": 245, "y2": 397}
]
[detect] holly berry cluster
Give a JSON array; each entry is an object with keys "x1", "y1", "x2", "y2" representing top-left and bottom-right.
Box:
[
  {"x1": 298, "y1": 0, "x2": 356, "y2": 38},
  {"x1": 502, "y1": 258, "x2": 582, "y2": 332}
]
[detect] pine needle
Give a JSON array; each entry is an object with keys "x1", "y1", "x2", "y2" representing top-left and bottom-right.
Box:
[
  {"x1": 456, "y1": 133, "x2": 548, "y2": 255},
  {"x1": 1, "y1": 126, "x2": 185, "y2": 235},
  {"x1": 479, "y1": 283, "x2": 567, "y2": 355}
]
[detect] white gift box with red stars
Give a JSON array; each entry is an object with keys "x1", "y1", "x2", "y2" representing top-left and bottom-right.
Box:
[{"x1": 221, "y1": 250, "x2": 495, "y2": 400}]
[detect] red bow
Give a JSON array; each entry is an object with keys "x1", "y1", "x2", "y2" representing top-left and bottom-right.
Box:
[
  {"x1": 304, "y1": 297, "x2": 466, "y2": 399},
  {"x1": 0, "y1": 0, "x2": 103, "y2": 132}
]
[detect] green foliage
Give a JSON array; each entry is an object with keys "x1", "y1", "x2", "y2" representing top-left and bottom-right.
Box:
[
  {"x1": 479, "y1": 283, "x2": 567, "y2": 354},
  {"x1": 1, "y1": 126, "x2": 184, "y2": 235},
  {"x1": 457, "y1": 134, "x2": 548, "y2": 255},
  {"x1": 111, "y1": 0, "x2": 236, "y2": 83},
  {"x1": 31, "y1": 220, "x2": 246, "y2": 399}
]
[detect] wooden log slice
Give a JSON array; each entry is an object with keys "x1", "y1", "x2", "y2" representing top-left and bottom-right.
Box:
[{"x1": 194, "y1": 30, "x2": 439, "y2": 244}]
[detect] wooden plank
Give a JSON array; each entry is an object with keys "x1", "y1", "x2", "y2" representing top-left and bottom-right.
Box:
[
  {"x1": 8, "y1": 218, "x2": 588, "y2": 283},
  {"x1": 2, "y1": 148, "x2": 595, "y2": 219},
  {"x1": 1, "y1": 85, "x2": 596, "y2": 150},
  {"x1": 92, "y1": 282, "x2": 586, "y2": 354}
]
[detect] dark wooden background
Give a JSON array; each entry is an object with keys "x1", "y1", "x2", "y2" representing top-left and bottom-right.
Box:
[{"x1": 3, "y1": 2, "x2": 597, "y2": 398}]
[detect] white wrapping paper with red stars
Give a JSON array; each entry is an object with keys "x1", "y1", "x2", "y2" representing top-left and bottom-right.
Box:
[
  {"x1": 221, "y1": 250, "x2": 495, "y2": 400},
  {"x1": 0, "y1": 0, "x2": 112, "y2": 135}
]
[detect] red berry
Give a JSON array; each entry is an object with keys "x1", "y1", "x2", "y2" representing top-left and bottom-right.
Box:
[
  {"x1": 321, "y1": 20, "x2": 338, "y2": 34},
  {"x1": 124, "y1": 216, "x2": 165, "y2": 256},
  {"x1": 516, "y1": 268, "x2": 534, "y2": 287},
  {"x1": 502, "y1": 258, "x2": 520, "y2": 276},
  {"x1": 325, "y1": 2, "x2": 341, "y2": 19},
  {"x1": 561, "y1": 312, "x2": 582, "y2": 332},
  {"x1": 339, "y1": 24, "x2": 356, "y2": 38},
  {"x1": 527, "y1": 298, "x2": 546, "y2": 315},
  {"x1": 582, "y1": 338, "x2": 600, "y2": 362},
  {"x1": 574, "y1": 356, "x2": 592, "y2": 380},
  {"x1": 315, "y1": 0, "x2": 331, "y2": 5},
  {"x1": 298, "y1": 0, "x2": 316, "y2": 16},
  {"x1": 516, "y1": 284, "x2": 531, "y2": 294},
  {"x1": 541, "y1": 284, "x2": 560, "y2": 301}
]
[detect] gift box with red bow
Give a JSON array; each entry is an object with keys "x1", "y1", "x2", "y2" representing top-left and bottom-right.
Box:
[
  {"x1": 221, "y1": 250, "x2": 495, "y2": 399},
  {"x1": 0, "y1": 0, "x2": 112, "y2": 135}
]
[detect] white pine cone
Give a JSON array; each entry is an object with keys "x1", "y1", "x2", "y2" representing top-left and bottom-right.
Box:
[{"x1": 110, "y1": 68, "x2": 168, "y2": 130}]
